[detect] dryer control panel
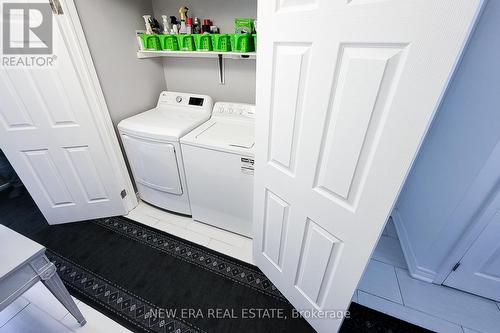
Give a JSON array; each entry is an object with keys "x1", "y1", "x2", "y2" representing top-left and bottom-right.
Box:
[
  {"x1": 213, "y1": 102, "x2": 255, "y2": 119},
  {"x1": 156, "y1": 91, "x2": 213, "y2": 114}
]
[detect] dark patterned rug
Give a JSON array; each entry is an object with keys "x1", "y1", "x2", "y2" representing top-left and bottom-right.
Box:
[
  {"x1": 36, "y1": 217, "x2": 431, "y2": 333},
  {"x1": 0, "y1": 191, "x2": 431, "y2": 332}
]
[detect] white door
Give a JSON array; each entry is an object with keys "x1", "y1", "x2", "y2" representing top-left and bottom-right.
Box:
[
  {"x1": 444, "y1": 209, "x2": 500, "y2": 302},
  {"x1": 0, "y1": 2, "x2": 134, "y2": 224},
  {"x1": 253, "y1": 1, "x2": 482, "y2": 331}
]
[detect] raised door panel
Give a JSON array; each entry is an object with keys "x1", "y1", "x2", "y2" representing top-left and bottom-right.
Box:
[
  {"x1": 262, "y1": 190, "x2": 290, "y2": 270},
  {"x1": 22, "y1": 149, "x2": 74, "y2": 207},
  {"x1": 0, "y1": 71, "x2": 36, "y2": 130},
  {"x1": 268, "y1": 44, "x2": 311, "y2": 176},
  {"x1": 295, "y1": 219, "x2": 343, "y2": 308},
  {"x1": 31, "y1": 70, "x2": 78, "y2": 127},
  {"x1": 315, "y1": 45, "x2": 407, "y2": 207},
  {"x1": 64, "y1": 146, "x2": 109, "y2": 203}
]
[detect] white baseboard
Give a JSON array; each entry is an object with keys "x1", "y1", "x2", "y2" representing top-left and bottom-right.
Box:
[{"x1": 391, "y1": 208, "x2": 436, "y2": 283}]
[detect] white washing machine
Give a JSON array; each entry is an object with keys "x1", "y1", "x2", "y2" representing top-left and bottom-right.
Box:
[
  {"x1": 180, "y1": 102, "x2": 255, "y2": 237},
  {"x1": 118, "y1": 91, "x2": 213, "y2": 215}
]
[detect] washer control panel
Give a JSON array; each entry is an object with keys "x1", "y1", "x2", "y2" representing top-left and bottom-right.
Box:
[{"x1": 213, "y1": 102, "x2": 255, "y2": 119}]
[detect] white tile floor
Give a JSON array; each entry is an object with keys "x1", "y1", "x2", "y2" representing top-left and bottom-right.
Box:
[
  {"x1": 125, "y1": 202, "x2": 253, "y2": 264},
  {"x1": 0, "y1": 283, "x2": 131, "y2": 333},
  {"x1": 355, "y1": 219, "x2": 500, "y2": 333},
  {"x1": 2, "y1": 204, "x2": 499, "y2": 333}
]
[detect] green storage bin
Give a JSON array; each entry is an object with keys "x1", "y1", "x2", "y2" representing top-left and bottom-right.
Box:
[
  {"x1": 159, "y1": 35, "x2": 179, "y2": 51},
  {"x1": 195, "y1": 34, "x2": 213, "y2": 51},
  {"x1": 211, "y1": 34, "x2": 232, "y2": 52},
  {"x1": 234, "y1": 18, "x2": 255, "y2": 34},
  {"x1": 177, "y1": 34, "x2": 196, "y2": 51},
  {"x1": 231, "y1": 34, "x2": 255, "y2": 53},
  {"x1": 140, "y1": 34, "x2": 161, "y2": 51}
]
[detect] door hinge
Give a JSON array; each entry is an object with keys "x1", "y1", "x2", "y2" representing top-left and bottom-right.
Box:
[
  {"x1": 121, "y1": 189, "x2": 127, "y2": 199},
  {"x1": 452, "y1": 262, "x2": 461, "y2": 271},
  {"x1": 49, "y1": 0, "x2": 64, "y2": 15}
]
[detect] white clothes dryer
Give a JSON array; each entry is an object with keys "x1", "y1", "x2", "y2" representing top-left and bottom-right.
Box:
[{"x1": 118, "y1": 91, "x2": 213, "y2": 215}]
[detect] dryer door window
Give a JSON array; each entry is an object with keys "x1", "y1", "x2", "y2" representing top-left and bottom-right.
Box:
[{"x1": 121, "y1": 135, "x2": 183, "y2": 195}]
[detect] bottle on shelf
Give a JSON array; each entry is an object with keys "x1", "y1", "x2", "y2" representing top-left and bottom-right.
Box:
[
  {"x1": 202, "y1": 19, "x2": 211, "y2": 34},
  {"x1": 186, "y1": 17, "x2": 193, "y2": 34},
  {"x1": 142, "y1": 15, "x2": 153, "y2": 34},
  {"x1": 179, "y1": 6, "x2": 189, "y2": 34},
  {"x1": 162, "y1": 15, "x2": 171, "y2": 34},
  {"x1": 193, "y1": 17, "x2": 201, "y2": 34},
  {"x1": 170, "y1": 16, "x2": 179, "y2": 34}
]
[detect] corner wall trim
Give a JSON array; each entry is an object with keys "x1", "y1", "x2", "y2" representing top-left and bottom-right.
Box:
[{"x1": 391, "y1": 208, "x2": 436, "y2": 283}]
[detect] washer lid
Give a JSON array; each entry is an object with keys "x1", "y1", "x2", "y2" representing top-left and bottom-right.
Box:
[
  {"x1": 118, "y1": 107, "x2": 210, "y2": 142},
  {"x1": 198, "y1": 121, "x2": 254, "y2": 148},
  {"x1": 181, "y1": 118, "x2": 255, "y2": 155}
]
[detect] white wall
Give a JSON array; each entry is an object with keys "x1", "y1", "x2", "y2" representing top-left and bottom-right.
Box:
[
  {"x1": 152, "y1": 0, "x2": 257, "y2": 104},
  {"x1": 161, "y1": 58, "x2": 256, "y2": 104},
  {"x1": 393, "y1": 0, "x2": 500, "y2": 282},
  {"x1": 74, "y1": 0, "x2": 167, "y2": 126}
]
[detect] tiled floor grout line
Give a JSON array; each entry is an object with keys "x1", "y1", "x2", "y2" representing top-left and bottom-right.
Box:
[
  {"x1": 356, "y1": 290, "x2": 400, "y2": 306},
  {"x1": 369, "y1": 256, "x2": 407, "y2": 271},
  {"x1": 135, "y1": 207, "x2": 251, "y2": 249},
  {"x1": 28, "y1": 297, "x2": 70, "y2": 322},
  {"x1": 393, "y1": 266, "x2": 406, "y2": 306},
  {"x1": 356, "y1": 287, "x2": 403, "y2": 306},
  {"x1": 144, "y1": 214, "x2": 169, "y2": 223},
  {"x1": 0, "y1": 300, "x2": 30, "y2": 328},
  {"x1": 126, "y1": 206, "x2": 253, "y2": 264},
  {"x1": 208, "y1": 236, "x2": 243, "y2": 248},
  {"x1": 393, "y1": 266, "x2": 463, "y2": 327},
  {"x1": 357, "y1": 289, "x2": 466, "y2": 329}
]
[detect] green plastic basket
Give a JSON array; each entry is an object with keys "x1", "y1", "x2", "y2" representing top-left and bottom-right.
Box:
[
  {"x1": 211, "y1": 34, "x2": 232, "y2": 52},
  {"x1": 177, "y1": 34, "x2": 197, "y2": 51},
  {"x1": 161, "y1": 35, "x2": 179, "y2": 51},
  {"x1": 195, "y1": 34, "x2": 213, "y2": 51},
  {"x1": 140, "y1": 34, "x2": 161, "y2": 51},
  {"x1": 231, "y1": 34, "x2": 254, "y2": 53}
]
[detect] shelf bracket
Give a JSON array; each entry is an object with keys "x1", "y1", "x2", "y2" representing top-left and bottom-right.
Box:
[{"x1": 218, "y1": 54, "x2": 225, "y2": 85}]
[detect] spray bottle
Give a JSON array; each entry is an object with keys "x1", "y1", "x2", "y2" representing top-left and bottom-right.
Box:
[
  {"x1": 142, "y1": 15, "x2": 153, "y2": 34},
  {"x1": 178, "y1": 6, "x2": 189, "y2": 34},
  {"x1": 162, "y1": 15, "x2": 171, "y2": 34},
  {"x1": 170, "y1": 16, "x2": 179, "y2": 34}
]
